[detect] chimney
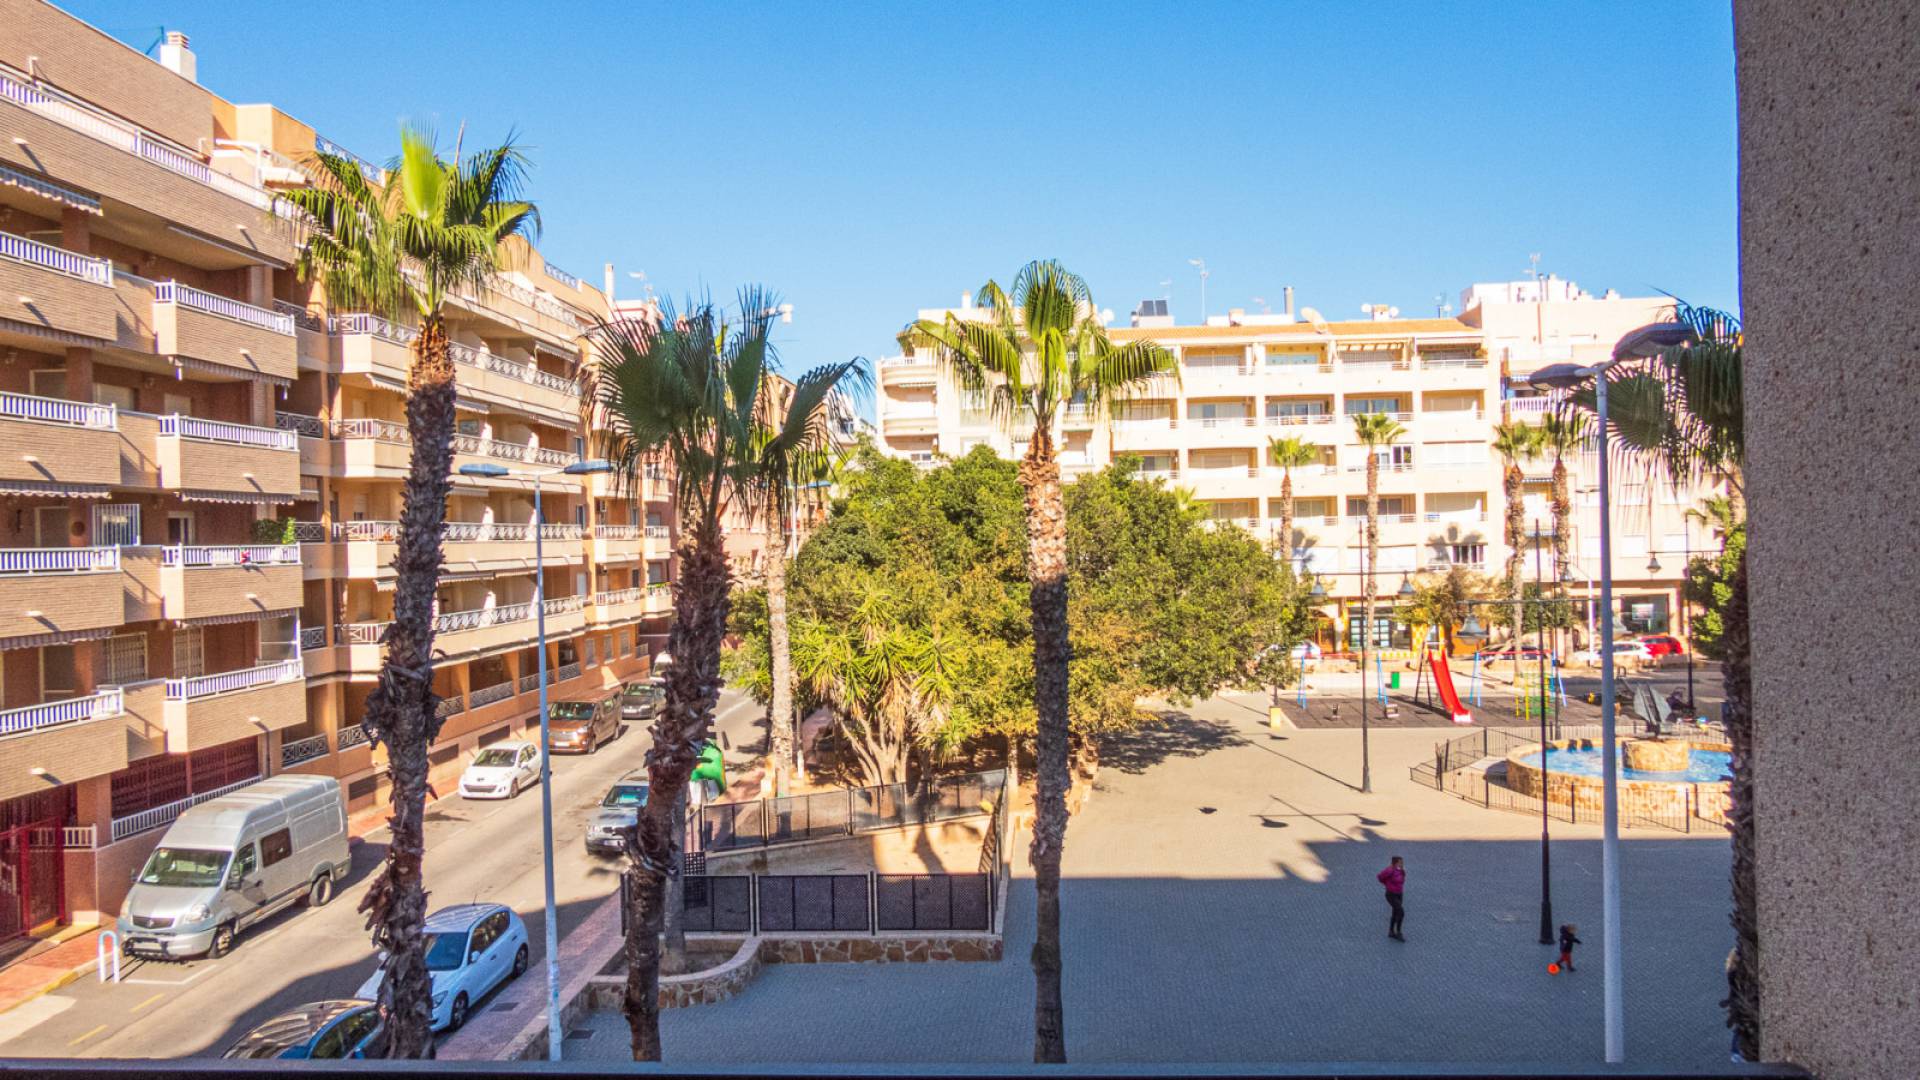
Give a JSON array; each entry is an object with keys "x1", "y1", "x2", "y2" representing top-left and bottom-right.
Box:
[
  {"x1": 158, "y1": 31, "x2": 196, "y2": 83},
  {"x1": 604, "y1": 263, "x2": 616, "y2": 303},
  {"x1": 1283, "y1": 286, "x2": 1295, "y2": 319},
  {"x1": 960, "y1": 291, "x2": 972, "y2": 311}
]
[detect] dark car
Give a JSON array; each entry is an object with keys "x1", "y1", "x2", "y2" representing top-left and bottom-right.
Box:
[
  {"x1": 223, "y1": 1000, "x2": 386, "y2": 1059},
  {"x1": 1638, "y1": 634, "x2": 1686, "y2": 658},
  {"x1": 620, "y1": 681, "x2": 663, "y2": 723},
  {"x1": 545, "y1": 693, "x2": 619, "y2": 755}
]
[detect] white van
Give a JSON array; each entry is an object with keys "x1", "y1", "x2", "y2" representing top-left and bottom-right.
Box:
[{"x1": 117, "y1": 775, "x2": 350, "y2": 960}]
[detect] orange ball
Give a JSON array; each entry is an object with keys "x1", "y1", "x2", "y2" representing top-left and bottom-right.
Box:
[{"x1": 1548, "y1": 963, "x2": 1561, "y2": 975}]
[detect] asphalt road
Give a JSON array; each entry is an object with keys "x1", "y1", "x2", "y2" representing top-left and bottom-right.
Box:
[{"x1": 0, "y1": 688, "x2": 765, "y2": 1060}]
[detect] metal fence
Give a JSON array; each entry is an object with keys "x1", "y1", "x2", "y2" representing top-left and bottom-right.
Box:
[
  {"x1": 877, "y1": 873, "x2": 993, "y2": 932},
  {"x1": 659, "y1": 873, "x2": 994, "y2": 935},
  {"x1": 694, "y1": 769, "x2": 1005, "y2": 854},
  {"x1": 756, "y1": 874, "x2": 872, "y2": 933},
  {"x1": 681, "y1": 874, "x2": 753, "y2": 933}
]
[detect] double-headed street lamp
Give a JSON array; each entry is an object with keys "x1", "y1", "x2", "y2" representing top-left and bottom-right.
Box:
[
  {"x1": 1525, "y1": 320, "x2": 1696, "y2": 1064},
  {"x1": 1302, "y1": 565, "x2": 1412, "y2": 794},
  {"x1": 457, "y1": 456, "x2": 612, "y2": 1061}
]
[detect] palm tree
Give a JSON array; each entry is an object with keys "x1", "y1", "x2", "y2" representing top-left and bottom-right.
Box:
[
  {"x1": 1538, "y1": 412, "x2": 1586, "y2": 657},
  {"x1": 1559, "y1": 302, "x2": 1751, "y2": 1057},
  {"x1": 913, "y1": 261, "x2": 1175, "y2": 1064},
  {"x1": 1267, "y1": 435, "x2": 1320, "y2": 568},
  {"x1": 594, "y1": 291, "x2": 860, "y2": 1061},
  {"x1": 1351, "y1": 411, "x2": 1406, "y2": 792},
  {"x1": 281, "y1": 128, "x2": 537, "y2": 1059},
  {"x1": 790, "y1": 589, "x2": 960, "y2": 788},
  {"x1": 1492, "y1": 420, "x2": 1545, "y2": 683}
]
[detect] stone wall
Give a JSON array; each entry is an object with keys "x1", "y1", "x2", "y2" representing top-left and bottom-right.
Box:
[{"x1": 1505, "y1": 739, "x2": 1731, "y2": 822}]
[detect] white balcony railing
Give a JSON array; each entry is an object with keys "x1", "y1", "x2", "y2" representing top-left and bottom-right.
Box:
[
  {"x1": 1263, "y1": 413, "x2": 1336, "y2": 427},
  {"x1": 1424, "y1": 510, "x2": 1490, "y2": 524},
  {"x1": 0, "y1": 390, "x2": 116, "y2": 430},
  {"x1": 272, "y1": 299, "x2": 326, "y2": 333},
  {"x1": 542, "y1": 595, "x2": 586, "y2": 616},
  {"x1": 594, "y1": 587, "x2": 643, "y2": 606},
  {"x1": 158, "y1": 414, "x2": 298, "y2": 451},
  {"x1": 0, "y1": 688, "x2": 123, "y2": 737},
  {"x1": 644, "y1": 525, "x2": 670, "y2": 539},
  {"x1": 545, "y1": 263, "x2": 581, "y2": 289},
  {"x1": 160, "y1": 544, "x2": 300, "y2": 568},
  {"x1": 1186, "y1": 416, "x2": 1258, "y2": 429},
  {"x1": 529, "y1": 446, "x2": 580, "y2": 467},
  {"x1": 0, "y1": 228, "x2": 112, "y2": 285},
  {"x1": 110, "y1": 775, "x2": 259, "y2": 843},
  {"x1": 329, "y1": 312, "x2": 418, "y2": 345},
  {"x1": 154, "y1": 281, "x2": 295, "y2": 335},
  {"x1": 879, "y1": 355, "x2": 935, "y2": 368},
  {"x1": 333, "y1": 417, "x2": 410, "y2": 443},
  {"x1": 1507, "y1": 397, "x2": 1555, "y2": 416},
  {"x1": 539, "y1": 524, "x2": 585, "y2": 540},
  {"x1": 0, "y1": 546, "x2": 119, "y2": 574},
  {"x1": 165, "y1": 658, "x2": 303, "y2": 701},
  {"x1": 594, "y1": 525, "x2": 641, "y2": 540}
]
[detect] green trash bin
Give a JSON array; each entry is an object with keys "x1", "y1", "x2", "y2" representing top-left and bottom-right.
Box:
[{"x1": 1389, "y1": 671, "x2": 1402, "y2": 689}]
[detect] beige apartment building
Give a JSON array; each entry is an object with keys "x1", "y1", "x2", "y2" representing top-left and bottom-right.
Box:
[
  {"x1": 0, "y1": 1, "x2": 672, "y2": 936},
  {"x1": 879, "y1": 280, "x2": 1714, "y2": 652}
]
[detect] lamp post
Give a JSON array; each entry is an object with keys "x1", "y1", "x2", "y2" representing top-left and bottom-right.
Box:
[
  {"x1": 1532, "y1": 519, "x2": 1555, "y2": 944},
  {"x1": 458, "y1": 457, "x2": 612, "y2": 1062},
  {"x1": 1528, "y1": 319, "x2": 1696, "y2": 1064}
]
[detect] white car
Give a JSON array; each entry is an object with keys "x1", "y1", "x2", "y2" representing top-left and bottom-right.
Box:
[
  {"x1": 1573, "y1": 640, "x2": 1654, "y2": 666},
  {"x1": 457, "y1": 741, "x2": 541, "y2": 800},
  {"x1": 354, "y1": 903, "x2": 527, "y2": 1032}
]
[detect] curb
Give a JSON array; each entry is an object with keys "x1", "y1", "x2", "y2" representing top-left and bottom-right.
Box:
[{"x1": 0, "y1": 939, "x2": 108, "y2": 1019}]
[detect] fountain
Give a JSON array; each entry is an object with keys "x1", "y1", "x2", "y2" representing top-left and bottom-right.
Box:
[{"x1": 1505, "y1": 737, "x2": 1732, "y2": 820}]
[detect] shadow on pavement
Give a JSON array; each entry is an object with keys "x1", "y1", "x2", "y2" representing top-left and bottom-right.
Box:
[{"x1": 1098, "y1": 710, "x2": 1248, "y2": 775}]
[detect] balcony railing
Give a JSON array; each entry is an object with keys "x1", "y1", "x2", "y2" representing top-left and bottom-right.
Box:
[
  {"x1": 273, "y1": 411, "x2": 328, "y2": 438},
  {"x1": 299, "y1": 626, "x2": 326, "y2": 651},
  {"x1": 545, "y1": 263, "x2": 581, "y2": 289},
  {"x1": 110, "y1": 775, "x2": 260, "y2": 844},
  {"x1": 159, "y1": 414, "x2": 298, "y2": 451},
  {"x1": 539, "y1": 524, "x2": 585, "y2": 540},
  {"x1": 336, "y1": 723, "x2": 371, "y2": 751},
  {"x1": 0, "y1": 688, "x2": 123, "y2": 737},
  {"x1": 271, "y1": 300, "x2": 327, "y2": 334},
  {"x1": 879, "y1": 355, "x2": 935, "y2": 368},
  {"x1": 594, "y1": 524, "x2": 640, "y2": 540},
  {"x1": 594, "y1": 587, "x2": 643, "y2": 606},
  {"x1": 154, "y1": 281, "x2": 295, "y2": 335},
  {"x1": 280, "y1": 733, "x2": 330, "y2": 768},
  {"x1": 0, "y1": 390, "x2": 116, "y2": 429},
  {"x1": 1425, "y1": 510, "x2": 1491, "y2": 523},
  {"x1": 470, "y1": 681, "x2": 514, "y2": 708},
  {"x1": 1507, "y1": 397, "x2": 1556, "y2": 416},
  {"x1": 288, "y1": 522, "x2": 327, "y2": 542},
  {"x1": 644, "y1": 525, "x2": 670, "y2": 539},
  {"x1": 543, "y1": 595, "x2": 586, "y2": 616},
  {"x1": 333, "y1": 417, "x2": 410, "y2": 443},
  {"x1": 1345, "y1": 512, "x2": 1420, "y2": 524},
  {"x1": 313, "y1": 135, "x2": 386, "y2": 184},
  {"x1": 530, "y1": 446, "x2": 580, "y2": 466},
  {"x1": 160, "y1": 544, "x2": 300, "y2": 568},
  {"x1": 329, "y1": 312, "x2": 417, "y2": 345},
  {"x1": 0, "y1": 546, "x2": 119, "y2": 574},
  {"x1": 557, "y1": 662, "x2": 582, "y2": 682},
  {"x1": 1263, "y1": 413, "x2": 1335, "y2": 427},
  {"x1": 1418, "y1": 354, "x2": 1489, "y2": 369},
  {"x1": 335, "y1": 520, "x2": 537, "y2": 543},
  {"x1": 165, "y1": 658, "x2": 303, "y2": 701},
  {"x1": 1187, "y1": 416, "x2": 1257, "y2": 429},
  {"x1": 0, "y1": 228, "x2": 112, "y2": 285}
]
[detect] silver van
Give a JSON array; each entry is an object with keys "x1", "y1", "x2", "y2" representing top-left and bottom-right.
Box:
[{"x1": 117, "y1": 775, "x2": 350, "y2": 960}]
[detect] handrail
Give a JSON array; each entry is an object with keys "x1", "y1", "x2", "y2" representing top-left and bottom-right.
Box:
[
  {"x1": 157, "y1": 414, "x2": 297, "y2": 450},
  {"x1": 333, "y1": 417, "x2": 410, "y2": 443},
  {"x1": 313, "y1": 135, "x2": 386, "y2": 184},
  {"x1": 271, "y1": 299, "x2": 326, "y2": 333},
  {"x1": 159, "y1": 544, "x2": 299, "y2": 568},
  {"x1": 329, "y1": 312, "x2": 418, "y2": 345},
  {"x1": 336, "y1": 723, "x2": 371, "y2": 750},
  {"x1": 273, "y1": 411, "x2": 327, "y2": 438},
  {"x1": 593, "y1": 524, "x2": 640, "y2": 540},
  {"x1": 165, "y1": 658, "x2": 302, "y2": 700},
  {"x1": 154, "y1": 281, "x2": 294, "y2": 335},
  {"x1": 594, "y1": 587, "x2": 643, "y2": 606},
  {"x1": 542, "y1": 595, "x2": 585, "y2": 615},
  {"x1": 644, "y1": 525, "x2": 670, "y2": 539},
  {"x1": 1263, "y1": 413, "x2": 1336, "y2": 426},
  {"x1": 280, "y1": 733, "x2": 330, "y2": 768},
  {"x1": 544, "y1": 263, "x2": 582, "y2": 289},
  {"x1": 0, "y1": 228, "x2": 111, "y2": 284},
  {"x1": 0, "y1": 390, "x2": 116, "y2": 429},
  {"x1": 0, "y1": 546, "x2": 119, "y2": 574},
  {"x1": 538, "y1": 523, "x2": 585, "y2": 539},
  {"x1": 298, "y1": 625, "x2": 326, "y2": 651},
  {"x1": 442, "y1": 521, "x2": 534, "y2": 542},
  {"x1": 530, "y1": 446, "x2": 580, "y2": 466},
  {"x1": 0, "y1": 688, "x2": 123, "y2": 737}
]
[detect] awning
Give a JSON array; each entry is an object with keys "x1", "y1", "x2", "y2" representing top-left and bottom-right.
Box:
[
  {"x1": 368, "y1": 374, "x2": 488, "y2": 414},
  {"x1": 165, "y1": 223, "x2": 289, "y2": 269},
  {"x1": 165, "y1": 354, "x2": 293, "y2": 389},
  {"x1": 0, "y1": 625, "x2": 118, "y2": 651},
  {"x1": 0, "y1": 164, "x2": 102, "y2": 215},
  {"x1": 179, "y1": 609, "x2": 299, "y2": 627},
  {"x1": 0, "y1": 316, "x2": 101, "y2": 350},
  {"x1": 0, "y1": 479, "x2": 113, "y2": 499},
  {"x1": 177, "y1": 490, "x2": 297, "y2": 505},
  {"x1": 374, "y1": 569, "x2": 501, "y2": 591}
]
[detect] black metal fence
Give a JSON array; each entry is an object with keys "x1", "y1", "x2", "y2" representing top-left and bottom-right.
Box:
[
  {"x1": 876, "y1": 873, "x2": 993, "y2": 932},
  {"x1": 666, "y1": 872, "x2": 995, "y2": 935},
  {"x1": 681, "y1": 874, "x2": 753, "y2": 932},
  {"x1": 694, "y1": 769, "x2": 1005, "y2": 854}
]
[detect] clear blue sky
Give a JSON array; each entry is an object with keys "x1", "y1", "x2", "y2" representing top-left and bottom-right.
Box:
[{"x1": 68, "y1": 1, "x2": 1737, "y2": 385}]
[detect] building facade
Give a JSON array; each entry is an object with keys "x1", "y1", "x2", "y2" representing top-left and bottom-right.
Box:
[
  {"x1": 877, "y1": 282, "x2": 1713, "y2": 651},
  {"x1": 0, "y1": 1, "x2": 671, "y2": 936}
]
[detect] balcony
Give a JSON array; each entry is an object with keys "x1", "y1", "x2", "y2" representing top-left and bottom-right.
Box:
[
  {"x1": 591, "y1": 587, "x2": 647, "y2": 625},
  {"x1": 332, "y1": 316, "x2": 581, "y2": 422},
  {"x1": 0, "y1": 390, "x2": 121, "y2": 490},
  {"x1": 153, "y1": 414, "x2": 301, "y2": 500},
  {"x1": 1262, "y1": 412, "x2": 1338, "y2": 429},
  {"x1": 332, "y1": 419, "x2": 581, "y2": 489},
  {"x1": 152, "y1": 544, "x2": 301, "y2": 622},
  {"x1": 0, "y1": 546, "x2": 124, "y2": 638},
  {"x1": 152, "y1": 281, "x2": 297, "y2": 381},
  {"x1": 330, "y1": 520, "x2": 581, "y2": 579},
  {"x1": 879, "y1": 355, "x2": 937, "y2": 387},
  {"x1": 0, "y1": 687, "x2": 133, "y2": 802},
  {"x1": 0, "y1": 229, "x2": 116, "y2": 339},
  {"x1": 591, "y1": 524, "x2": 643, "y2": 565},
  {"x1": 1111, "y1": 417, "x2": 1179, "y2": 450},
  {"x1": 335, "y1": 595, "x2": 589, "y2": 665},
  {"x1": 882, "y1": 405, "x2": 938, "y2": 435},
  {"x1": 162, "y1": 659, "x2": 305, "y2": 753},
  {"x1": 0, "y1": 65, "x2": 298, "y2": 265}
]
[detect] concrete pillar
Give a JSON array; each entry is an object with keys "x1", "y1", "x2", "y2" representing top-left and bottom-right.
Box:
[
  {"x1": 62, "y1": 347, "x2": 94, "y2": 402},
  {"x1": 58, "y1": 207, "x2": 90, "y2": 254}
]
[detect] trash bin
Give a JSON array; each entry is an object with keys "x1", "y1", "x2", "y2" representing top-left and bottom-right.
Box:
[{"x1": 1388, "y1": 671, "x2": 1402, "y2": 689}]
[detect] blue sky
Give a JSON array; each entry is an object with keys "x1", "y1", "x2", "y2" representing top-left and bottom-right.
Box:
[{"x1": 70, "y1": 1, "x2": 1737, "y2": 387}]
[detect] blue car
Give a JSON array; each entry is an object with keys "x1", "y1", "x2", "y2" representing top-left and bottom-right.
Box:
[{"x1": 222, "y1": 999, "x2": 386, "y2": 1059}]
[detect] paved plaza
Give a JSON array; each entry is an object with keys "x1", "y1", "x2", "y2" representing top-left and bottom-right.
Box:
[{"x1": 577, "y1": 704, "x2": 1737, "y2": 1065}]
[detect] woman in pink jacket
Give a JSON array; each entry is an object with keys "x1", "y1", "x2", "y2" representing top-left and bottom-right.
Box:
[{"x1": 1378, "y1": 856, "x2": 1406, "y2": 941}]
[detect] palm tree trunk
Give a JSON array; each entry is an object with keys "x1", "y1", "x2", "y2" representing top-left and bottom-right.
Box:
[
  {"x1": 1364, "y1": 455, "x2": 1378, "y2": 679},
  {"x1": 1279, "y1": 469, "x2": 1295, "y2": 568},
  {"x1": 1505, "y1": 464, "x2": 1526, "y2": 684},
  {"x1": 661, "y1": 788, "x2": 687, "y2": 974},
  {"x1": 356, "y1": 316, "x2": 455, "y2": 1060},
  {"x1": 1021, "y1": 435, "x2": 1071, "y2": 1065},
  {"x1": 766, "y1": 508, "x2": 795, "y2": 797},
  {"x1": 1721, "y1": 552, "x2": 1758, "y2": 1060},
  {"x1": 625, "y1": 518, "x2": 730, "y2": 1062}
]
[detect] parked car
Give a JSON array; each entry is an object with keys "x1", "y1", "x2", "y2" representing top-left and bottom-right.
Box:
[
  {"x1": 1638, "y1": 634, "x2": 1686, "y2": 658},
  {"x1": 1475, "y1": 644, "x2": 1556, "y2": 663},
  {"x1": 1573, "y1": 640, "x2": 1655, "y2": 666},
  {"x1": 584, "y1": 768, "x2": 722, "y2": 856},
  {"x1": 619, "y1": 681, "x2": 663, "y2": 723},
  {"x1": 458, "y1": 741, "x2": 541, "y2": 800},
  {"x1": 1292, "y1": 641, "x2": 1323, "y2": 662},
  {"x1": 354, "y1": 903, "x2": 527, "y2": 1032},
  {"x1": 118, "y1": 775, "x2": 350, "y2": 960},
  {"x1": 545, "y1": 692, "x2": 619, "y2": 755},
  {"x1": 223, "y1": 1000, "x2": 386, "y2": 1059}
]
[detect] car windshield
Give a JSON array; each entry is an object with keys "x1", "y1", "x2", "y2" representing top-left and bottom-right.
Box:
[
  {"x1": 623, "y1": 686, "x2": 657, "y2": 701},
  {"x1": 471, "y1": 748, "x2": 518, "y2": 768},
  {"x1": 137, "y1": 847, "x2": 229, "y2": 888},
  {"x1": 550, "y1": 702, "x2": 595, "y2": 721},
  {"x1": 602, "y1": 784, "x2": 649, "y2": 808},
  {"x1": 423, "y1": 931, "x2": 468, "y2": 971}
]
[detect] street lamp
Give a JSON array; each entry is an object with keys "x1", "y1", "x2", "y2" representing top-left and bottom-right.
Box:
[
  {"x1": 1528, "y1": 319, "x2": 1696, "y2": 1064},
  {"x1": 1188, "y1": 258, "x2": 1209, "y2": 323},
  {"x1": 457, "y1": 456, "x2": 612, "y2": 1062}
]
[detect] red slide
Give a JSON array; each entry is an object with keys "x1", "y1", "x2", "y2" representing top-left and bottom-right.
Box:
[{"x1": 1430, "y1": 649, "x2": 1474, "y2": 725}]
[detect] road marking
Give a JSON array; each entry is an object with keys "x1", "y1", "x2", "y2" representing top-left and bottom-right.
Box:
[
  {"x1": 123, "y1": 965, "x2": 215, "y2": 987},
  {"x1": 0, "y1": 995, "x2": 73, "y2": 1045},
  {"x1": 129, "y1": 992, "x2": 165, "y2": 1014},
  {"x1": 67, "y1": 1023, "x2": 106, "y2": 1046}
]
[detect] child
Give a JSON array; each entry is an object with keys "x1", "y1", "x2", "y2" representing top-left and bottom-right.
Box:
[{"x1": 1558, "y1": 923, "x2": 1582, "y2": 972}]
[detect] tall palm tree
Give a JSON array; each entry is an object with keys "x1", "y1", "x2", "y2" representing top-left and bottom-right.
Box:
[
  {"x1": 913, "y1": 261, "x2": 1175, "y2": 1063},
  {"x1": 594, "y1": 291, "x2": 860, "y2": 1061},
  {"x1": 1351, "y1": 411, "x2": 1406, "y2": 792},
  {"x1": 1560, "y1": 302, "x2": 1751, "y2": 1057},
  {"x1": 1267, "y1": 435, "x2": 1320, "y2": 567},
  {"x1": 1538, "y1": 412, "x2": 1586, "y2": 657},
  {"x1": 1492, "y1": 419, "x2": 1545, "y2": 683},
  {"x1": 281, "y1": 128, "x2": 537, "y2": 1059}
]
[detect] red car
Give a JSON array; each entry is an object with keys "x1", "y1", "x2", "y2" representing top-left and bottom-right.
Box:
[{"x1": 1638, "y1": 634, "x2": 1686, "y2": 658}]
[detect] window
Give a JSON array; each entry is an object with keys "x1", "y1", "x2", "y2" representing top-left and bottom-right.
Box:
[
  {"x1": 101, "y1": 634, "x2": 147, "y2": 685},
  {"x1": 1186, "y1": 401, "x2": 1248, "y2": 420},
  {"x1": 39, "y1": 644, "x2": 77, "y2": 699},
  {"x1": 1449, "y1": 543, "x2": 1487, "y2": 566},
  {"x1": 1661, "y1": 533, "x2": 1689, "y2": 558},
  {"x1": 260, "y1": 827, "x2": 293, "y2": 868},
  {"x1": 92, "y1": 383, "x2": 135, "y2": 411},
  {"x1": 584, "y1": 637, "x2": 597, "y2": 666},
  {"x1": 1266, "y1": 399, "x2": 1327, "y2": 417},
  {"x1": 574, "y1": 505, "x2": 586, "y2": 526},
  {"x1": 30, "y1": 369, "x2": 67, "y2": 399},
  {"x1": 1345, "y1": 396, "x2": 1400, "y2": 415},
  {"x1": 91, "y1": 504, "x2": 140, "y2": 546},
  {"x1": 173, "y1": 626, "x2": 205, "y2": 679},
  {"x1": 227, "y1": 843, "x2": 258, "y2": 889},
  {"x1": 1346, "y1": 496, "x2": 1411, "y2": 517},
  {"x1": 468, "y1": 916, "x2": 498, "y2": 956}
]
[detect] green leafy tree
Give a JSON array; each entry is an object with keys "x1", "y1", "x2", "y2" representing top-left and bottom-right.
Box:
[
  {"x1": 1683, "y1": 496, "x2": 1745, "y2": 660},
  {"x1": 912, "y1": 262, "x2": 1176, "y2": 1063},
  {"x1": 1267, "y1": 435, "x2": 1321, "y2": 566},
  {"x1": 1399, "y1": 566, "x2": 1497, "y2": 654},
  {"x1": 281, "y1": 128, "x2": 537, "y2": 1058}
]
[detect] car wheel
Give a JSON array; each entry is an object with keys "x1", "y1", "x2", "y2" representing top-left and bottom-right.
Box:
[
  {"x1": 208, "y1": 922, "x2": 236, "y2": 959},
  {"x1": 512, "y1": 944, "x2": 528, "y2": 978},
  {"x1": 307, "y1": 873, "x2": 333, "y2": 908},
  {"x1": 447, "y1": 993, "x2": 469, "y2": 1032},
  {"x1": 587, "y1": 736, "x2": 598, "y2": 755}
]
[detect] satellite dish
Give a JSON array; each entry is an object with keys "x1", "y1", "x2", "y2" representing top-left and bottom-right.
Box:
[
  {"x1": 1299, "y1": 307, "x2": 1332, "y2": 334},
  {"x1": 1360, "y1": 303, "x2": 1374, "y2": 315}
]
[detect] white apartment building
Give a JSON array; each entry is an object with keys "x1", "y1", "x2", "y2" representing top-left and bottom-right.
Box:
[{"x1": 876, "y1": 280, "x2": 1716, "y2": 652}]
